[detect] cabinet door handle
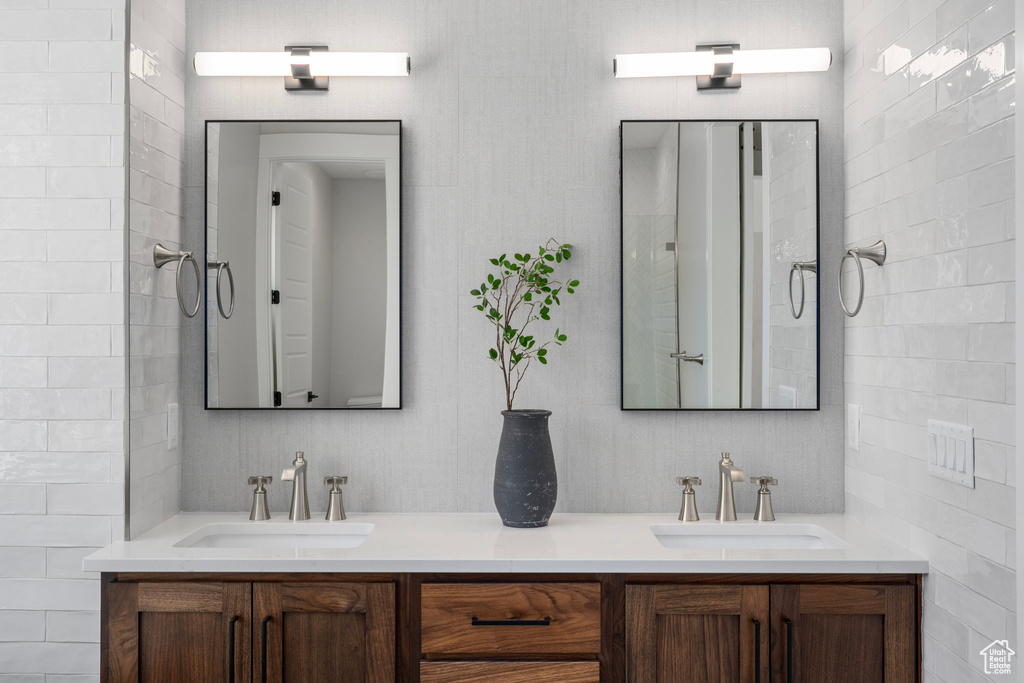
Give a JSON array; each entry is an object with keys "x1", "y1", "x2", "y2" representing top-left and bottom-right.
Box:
[
  {"x1": 228, "y1": 616, "x2": 238, "y2": 683},
  {"x1": 471, "y1": 616, "x2": 551, "y2": 627},
  {"x1": 261, "y1": 616, "x2": 271, "y2": 683},
  {"x1": 752, "y1": 618, "x2": 761, "y2": 683},
  {"x1": 783, "y1": 617, "x2": 794, "y2": 683}
]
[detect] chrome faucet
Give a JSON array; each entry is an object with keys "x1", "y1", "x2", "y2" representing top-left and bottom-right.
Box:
[
  {"x1": 715, "y1": 452, "x2": 745, "y2": 521},
  {"x1": 281, "y1": 451, "x2": 310, "y2": 521}
]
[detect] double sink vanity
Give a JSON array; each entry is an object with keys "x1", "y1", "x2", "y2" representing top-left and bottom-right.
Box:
[
  {"x1": 87, "y1": 451, "x2": 926, "y2": 682},
  {"x1": 94, "y1": 117, "x2": 927, "y2": 682}
]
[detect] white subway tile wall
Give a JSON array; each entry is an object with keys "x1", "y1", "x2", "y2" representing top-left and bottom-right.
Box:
[
  {"x1": 843, "y1": 0, "x2": 1016, "y2": 680},
  {"x1": 128, "y1": 0, "x2": 185, "y2": 538},
  {"x1": 0, "y1": 3, "x2": 127, "y2": 681}
]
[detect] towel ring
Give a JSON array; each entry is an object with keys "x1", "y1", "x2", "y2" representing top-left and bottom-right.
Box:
[
  {"x1": 788, "y1": 260, "x2": 817, "y2": 319},
  {"x1": 208, "y1": 260, "x2": 235, "y2": 319},
  {"x1": 838, "y1": 240, "x2": 886, "y2": 317},
  {"x1": 153, "y1": 243, "x2": 202, "y2": 319}
]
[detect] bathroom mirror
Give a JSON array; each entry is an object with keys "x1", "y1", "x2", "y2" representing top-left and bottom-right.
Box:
[
  {"x1": 621, "y1": 120, "x2": 819, "y2": 410},
  {"x1": 205, "y1": 120, "x2": 401, "y2": 409}
]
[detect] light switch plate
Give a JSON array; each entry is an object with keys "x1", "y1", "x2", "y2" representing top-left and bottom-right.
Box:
[
  {"x1": 167, "y1": 403, "x2": 179, "y2": 450},
  {"x1": 847, "y1": 404, "x2": 861, "y2": 451},
  {"x1": 927, "y1": 419, "x2": 974, "y2": 488}
]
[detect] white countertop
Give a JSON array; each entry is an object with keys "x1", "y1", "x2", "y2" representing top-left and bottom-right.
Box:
[{"x1": 83, "y1": 513, "x2": 928, "y2": 574}]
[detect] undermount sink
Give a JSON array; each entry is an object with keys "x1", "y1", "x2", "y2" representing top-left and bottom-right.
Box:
[
  {"x1": 651, "y1": 523, "x2": 848, "y2": 551},
  {"x1": 173, "y1": 522, "x2": 374, "y2": 549}
]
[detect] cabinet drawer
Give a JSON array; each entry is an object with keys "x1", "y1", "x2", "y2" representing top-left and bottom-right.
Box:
[
  {"x1": 421, "y1": 661, "x2": 600, "y2": 682},
  {"x1": 421, "y1": 583, "x2": 601, "y2": 655}
]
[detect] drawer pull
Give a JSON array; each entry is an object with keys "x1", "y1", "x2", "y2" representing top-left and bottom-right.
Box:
[
  {"x1": 471, "y1": 616, "x2": 551, "y2": 627},
  {"x1": 752, "y1": 618, "x2": 761, "y2": 683},
  {"x1": 784, "y1": 617, "x2": 794, "y2": 683},
  {"x1": 261, "y1": 616, "x2": 271, "y2": 683},
  {"x1": 227, "y1": 616, "x2": 238, "y2": 683}
]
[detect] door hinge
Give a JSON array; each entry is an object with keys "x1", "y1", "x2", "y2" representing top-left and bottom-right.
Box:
[
  {"x1": 271, "y1": 191, "x2": 281, "y2": 206},
  {"x1": 271, "y1": 290, "x2": 280, "y2": 304},
  {"x1": 273, "y1": 391, "x2": 282, "y2": 407},
  {"x1": 307, "y1": 391, "x2": 318, "y2": 403}
]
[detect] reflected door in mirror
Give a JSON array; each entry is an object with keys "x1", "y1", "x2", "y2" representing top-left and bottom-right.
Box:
[{"x1": 205, "y1": 121, "x2": 401, "y2": 409}]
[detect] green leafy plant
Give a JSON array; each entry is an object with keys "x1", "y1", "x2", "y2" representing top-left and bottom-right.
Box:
[{"x1": 470, "y1": 239, "x2": 579, "y2": 412}]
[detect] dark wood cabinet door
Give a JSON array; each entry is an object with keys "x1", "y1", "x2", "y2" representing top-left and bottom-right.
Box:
[
  {"x1": 626, "y1": 584, "x2": 770, "y2": 683},
  {"x1": 254, "y1": 582, "x2": 395, "y2": 683},
  {"x1": 104, "y1": 581, "x2": 251, "y2": 683},
  {"x1": 770, "y1": 584, "x2": 916, "y2": 683}
]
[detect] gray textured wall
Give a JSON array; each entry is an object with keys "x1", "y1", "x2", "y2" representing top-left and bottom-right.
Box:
[{"x1": 182, "y1": 0, "x2": 845, "y2": 516}]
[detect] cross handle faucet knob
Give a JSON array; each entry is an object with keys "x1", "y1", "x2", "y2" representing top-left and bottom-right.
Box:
[
  {"x1": 247, "y1": 475, "x2": 272, "y2": 491},
  {"x1": 324, "y1": 476, "x2": 348, "y2": 491}
]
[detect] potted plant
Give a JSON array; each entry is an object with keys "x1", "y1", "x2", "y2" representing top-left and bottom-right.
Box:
[{"x1": 470, "y1": 239, "x2": 579, "y2": 527}]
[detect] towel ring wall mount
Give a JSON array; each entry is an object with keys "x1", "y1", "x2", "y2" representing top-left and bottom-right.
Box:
[
  {"x1": 838, "y1": 240, "x2": 886, "y2": 317},
  {"x1": 153, "y1": 243, "x2": 202, "y2": 318},
  {"x1": 788, "y1": 260, "x2": 817, "y2": 319},
  {"x1": 207, "y1": 260, "x2": 235, "y2": 319}
]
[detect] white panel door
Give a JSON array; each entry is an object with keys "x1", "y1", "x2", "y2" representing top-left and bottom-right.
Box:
[{"x1": 274, "y1": 162, "x2": 314, "y2": 408}]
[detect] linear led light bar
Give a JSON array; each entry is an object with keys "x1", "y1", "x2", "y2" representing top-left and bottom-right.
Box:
[
  {"x1": 194, "y1": 46, "x2": 411, "y2": 90},
  {"x1": 613, "y1": 45, "x2": 832, "y2": 89}
]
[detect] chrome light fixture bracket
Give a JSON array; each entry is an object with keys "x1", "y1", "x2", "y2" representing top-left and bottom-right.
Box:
[
  {"x1": 285, "y1": 45, "x2": 329, "y2": 91},
  {"x1": 696, "y1": 43, "x2": 741, "y2": 90}
]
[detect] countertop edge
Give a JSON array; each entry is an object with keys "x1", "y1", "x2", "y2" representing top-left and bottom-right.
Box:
[
  {"x1": 83, "y1": 558, "x2": 930, "y2": 574},
  {"x1": 84, "y1": 512, "x2": 930, "y2": 576}
]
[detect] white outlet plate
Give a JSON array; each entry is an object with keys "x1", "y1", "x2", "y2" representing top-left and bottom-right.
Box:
[
  {"x1": 927, "y1": 419, "x2": 974, "y2": 488},
  {"x1": 167, "y1": 403, "x2": 179, "y2": 450},
  {"x1": 847, "y1": 404, "x2": 861, "y2": 451}
]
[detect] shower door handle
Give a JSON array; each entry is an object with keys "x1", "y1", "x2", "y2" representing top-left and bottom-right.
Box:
[{"x1": 670, "y1": 351, "x2": 705, "y2": 365}]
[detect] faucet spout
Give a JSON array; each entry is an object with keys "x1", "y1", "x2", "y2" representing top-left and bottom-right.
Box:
[
  {"x1": 716, "y1": 452, "x2": 744, "y2": 522},
  {"x1": 282, "y1": 451, "x2": 310, "y2": 521}
]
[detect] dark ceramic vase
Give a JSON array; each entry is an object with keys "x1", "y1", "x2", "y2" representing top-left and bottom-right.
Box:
[{"x1": 493, "y1": 409, "x2": 557, "y2": 528}]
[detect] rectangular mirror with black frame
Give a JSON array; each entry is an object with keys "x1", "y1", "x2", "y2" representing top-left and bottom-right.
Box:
[
  {"x1": 205, "y1": 120, "x2": 401, "y2": 409},
  {"x1": 620, "y1": 120, "x2": 819, "y2": 410}
]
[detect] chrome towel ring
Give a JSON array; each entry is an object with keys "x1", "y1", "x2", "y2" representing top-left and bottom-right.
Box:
[
  {"x1": 153, "y1": 243, "x2": 202, "y2": 318},
  {"x1": 838, "y1": 240, "x2": 886, "y2": 317},
  {"x1": 208, "y1": 260, "x2": 235, "y2": 319},
  {"x1": 788, "y1": 260, "x2": 817, "y2": 319}
]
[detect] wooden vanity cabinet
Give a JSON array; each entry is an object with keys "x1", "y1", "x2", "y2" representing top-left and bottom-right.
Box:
[
  {"x1": 104, "y1": 581, "x2": 251, "y2": 683},
  {"x1": 624, "y1": 578, "x2": 919, "y2": 683},
  {"x1": 769, "y1": 584, "x2": 917, "y2": 683},
  {"x1": 420, "y1": 661, "x2": 600, "y2": 682},
  {"x1": 255, "y1": 582, "x2": 396, "y2": 683},
  {"x1": 102, "y1": 573, "x2": 919, "y2": 683},
  {"x1": 417, "y1": 581, "x2": 603, "y2": 683},
  {"x1": 625, "y1": 584, "x2": 770, "y2": 682},
  {"x1": 102, "y1": 576, "x2": 395, "y2": 683}
]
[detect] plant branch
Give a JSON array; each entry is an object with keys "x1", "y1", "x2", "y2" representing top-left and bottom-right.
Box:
[{"x1": 470, "y1": 240, "x2": 579, "y2": 411}]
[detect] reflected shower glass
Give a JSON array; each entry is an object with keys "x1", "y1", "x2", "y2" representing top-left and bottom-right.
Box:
[{"x1": 620, "y1": 120, "x2": 819, "y2": 410}]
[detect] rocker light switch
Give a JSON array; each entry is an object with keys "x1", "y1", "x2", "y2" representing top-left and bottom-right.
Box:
[{"x1": 927, "y1": 420, "x2": 974, "y2": 488}]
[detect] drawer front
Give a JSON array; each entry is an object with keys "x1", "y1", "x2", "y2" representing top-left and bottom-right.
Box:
[
  {"x1": 421, "y1": 661, "x2": 600, "y2": 683},
  {"x1": 421, "y1": 583, "x2": 601, "y2": 655}
]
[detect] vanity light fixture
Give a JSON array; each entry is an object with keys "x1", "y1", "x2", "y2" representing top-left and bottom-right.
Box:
[
  {"x1": 613, "y1": 44, "x2": 832, "y2": 90},
  {"x1": 193, "y1": 45, "x2": 411, "y2": 91}
]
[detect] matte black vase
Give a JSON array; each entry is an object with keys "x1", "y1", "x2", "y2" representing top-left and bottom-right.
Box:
[{"x1": 494, "y1": 409, "x2": 557, "y2": 528}]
